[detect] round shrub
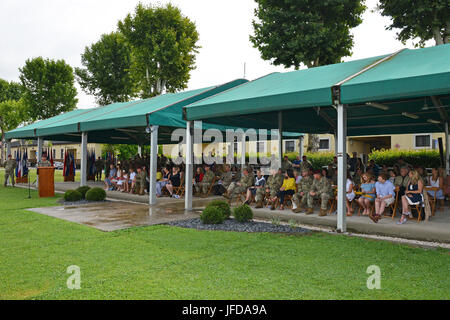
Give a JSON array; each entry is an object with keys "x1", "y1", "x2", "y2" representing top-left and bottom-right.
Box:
[
  {"x1": 85, "y1": 187, "x2": 107, "y2": 201},
  {"x1": 205, "y1": 200, "x2": 231, "y2": 219},
  {"x1": 64, "y1": 190, "x2": 82, "y2": 202},
  {"x1": 76, "y1": 186, "x2": 91, "y2": 199},
  {"x1": 200, "y1": 206, "x2": 225, "y2": 224},
  {"x1": 233, "y1": 204, "x2": 253, "y2": 223}
]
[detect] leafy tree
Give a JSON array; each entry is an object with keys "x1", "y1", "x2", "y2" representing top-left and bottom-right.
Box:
[
  {"x1": 75, "y1": 32, "x2": 135, "y2": 106},
  {"x1": 0, "y1": 79, "x2": 23, "y2": 102},
  {"x1": 19, "y1": 57, "x2": 78, "y2": 121},
  {"x1": 0, "y1": 99, "x2": 26, "y2": 162},
  {"x1": 377, "y1": 0, "x2": 450, "y2": 46},
  {"x1": 118, "y1": 3, "x2": 200, "y2": 98},
  {"x1": 250, "y1": 0, "x2": 366, "y2": 68}
]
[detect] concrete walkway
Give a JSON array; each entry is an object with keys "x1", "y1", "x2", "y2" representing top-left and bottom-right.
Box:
[{"x1": 18, "y1": 181, "x2": 450, "y2": 242}]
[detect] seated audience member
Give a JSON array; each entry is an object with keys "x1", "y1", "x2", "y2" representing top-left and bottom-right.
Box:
[
  {"x1": 427, "y1": 167, "x2": 445, "y2": 208},
  {"x1": 269, "y1": 169, "x2": 296, "y2": 210},
  {"x1": 372, "y1": 173, "x2": 395, "y2": 223},
  {"x1": 392, "y1": 164, "x2": 400, "y2": 177},
  {"x1": 195, "y1": 165, "x2": 215, "y2": 197},
  {"x1": 397, "y1": 170, "x2": 424, "y2": 225},
  {"x1": 134, "y1": 167, "x2": 147, "y2": 195},
  {"x1": 104, "y1": 164, "x2": 117, "y2": 191},
  {"x1": 356, "y1": 158, "x2": 365, "y2": 173},
  {"x1": 214, "y1": 164, "x2": 233, "y2": 195},
  {"x1": 124, "y1": 168, "x2": 135, "y2": 193},
  {"x1": 225, "y1": 168, "x2": 254, "y2": 201},
  {"x1": 416, "y1": 166, "x2": 428, "y2": 184},
  {"x1": 394, "y1": 166, "x2": 410, "y2": 198},
  {"x1": 166, "y1": 166, "x2": 181, "y2": 198},
  {"x1": 294, "y1": 169, "x2": 302, "y2": 184},
  {"x1": 115, "y1": 168, "x2": 125, "y2": 191},
  {"x1": 292, "y1": 168, "x2": 313, "y2": 213},
  {"x1": 367, "y1": 159, "x2": 380, "y2": 177},
  {"x1": 156, "y1": 167, "x2": 170, "y2": 197},
  {"x1": 348, "y1": 152, "x2": 358, "y2": 174},
  {"x1": 357, "y1": 172, "x2": 376, "y2": 216},
  {"x1": 193, "y1": 167, "x2": 204, "y2": 193},
  {"x1": 292, "y1": 155, "x2": 302, "y2": 169},
  {"x1": 281, "y1": 155, "x2": 293, "y2": 172},
  {"x1": 300, "y1": 155, "x2": 313, "y2": 172},
  {"x1": 244, "y1": 169, "x2": 265, "y2": 205},
  {"x1": 388, "y1": 170, "x2": 396, "y2": 184},
  {"x1": 305, "y1": 170, "x2": 333, "y2": 216},
  {"x1": 352, "y1": 168, "x2": 363, "y2": 187},
  {"x1": 343, "y1": 171, "x2": 355, "y2": 216}
]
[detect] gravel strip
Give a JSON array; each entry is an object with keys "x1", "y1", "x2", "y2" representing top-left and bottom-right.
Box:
[{"x1": 168, "y1": 218, "x2": 310, "y2": 234}]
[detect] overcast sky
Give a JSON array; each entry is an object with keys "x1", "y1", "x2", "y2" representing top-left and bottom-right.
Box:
[{"x1": 0, "y1": 0, "x2": 432, "y2": 109}]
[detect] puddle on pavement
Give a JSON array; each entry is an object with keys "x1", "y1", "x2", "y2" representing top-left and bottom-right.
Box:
[{"x1": 28, "y1": 201, "x2": 199, "y2": 232}]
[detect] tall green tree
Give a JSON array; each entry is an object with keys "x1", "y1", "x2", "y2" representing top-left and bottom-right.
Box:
[
  {"x1": 0, "y1": 99, "x2": 27, "y2": 163},
  {"x1": 0, "y1": 79, "x2": 23, "y2": 102},
  {"x1": 75, "y1": 32, "x2": 135, "y2": 106},
  {"x1": 118, "y1": 3, "x2": 200, "y2": 98},
  {"x1": 19, "y1": 57, "x2": 78, "y2": 121},
  {"x1": 377, "y1": 0, "x2": 450, "y2": 46},
  {"x1": 250, "y1": 0, "x2": 366, "y2": 69}
]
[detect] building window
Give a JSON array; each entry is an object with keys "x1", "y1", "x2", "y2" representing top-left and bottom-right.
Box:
[
  {"x1": 257, "y1": 141, "x2": 265, "y2": 153},
  {"x1": 285, "y1": 140, "x2": 295, "y2": 152},
  {"x1": 414, "y1": 134, "x2": 431, "y2": 148},
  {"x1": 319, "y1": 138, "x2": 330, "y2": 150}
]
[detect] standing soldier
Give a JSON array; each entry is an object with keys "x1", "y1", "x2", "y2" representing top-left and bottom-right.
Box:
[
  {"x1": 305, "y1": 170, "x2": 333, "y2": 216},
  {"x1": 134, "y1": 167, "x2": 147, "y2": 195},
  {"x1": 3, "y1": 154, "x2": 17, "y2": 187},
  {"x1": 292, "y1": 168, "x2": 313, "y2": 213},
  {"x1": 95, "y1": 157, "x2": 104, "y2": 181},
  {"x1": 224, "y1": 167, "x2": 254, "y2": 201},
  {"x1": 281, "y1": 155, "x2": 293, "y2": 172},
  {"x1": 196, "y1": 165, "x2": 215, "y2": 197},
  {"x1": 38, "y1": 154, "x2": 52, "y2": 167},
  {"x1": 300, "y1": 155, "x2": 312, "y2": 172}
]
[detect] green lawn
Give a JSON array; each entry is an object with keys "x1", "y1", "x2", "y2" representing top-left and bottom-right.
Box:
[{"x1": 0, "y1": 186, "x2": 448, "y2": 300}]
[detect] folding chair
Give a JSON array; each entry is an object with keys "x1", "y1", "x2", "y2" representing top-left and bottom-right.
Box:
[
  {"x1": 425, "y1": 186, "x2": 438, "y2": 216},
  {"x1": 385, "y1": 186, "x2": 399, "y2": 219}
]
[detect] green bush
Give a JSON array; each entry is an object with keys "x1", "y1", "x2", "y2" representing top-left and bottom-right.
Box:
[
  {"x1": 200, "y1": 206, "x2": 226, "y2": 224},
  {"x1": 85, "y1": 187, "x2": 107, "y2": 201},
  {"x1": 233, "y1": 204, "x2": 253, "y2": 223},
  {"x1": 76, "y1": 186, "x2": 91, "y2": 199},
  {"x1": 205, "y1": 200, "x2": 231, "y2": 219},
  {"x1": 64, "y1": 190, "x2": 82, "y2": 202},
  {"x1": 369, "y1": 149, "x2": 441, "y2": 168}
]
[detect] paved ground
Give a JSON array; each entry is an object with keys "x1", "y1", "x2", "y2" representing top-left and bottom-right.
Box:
[{"x1": 18, "y1": 181, "x2": 450, "y2": 242}]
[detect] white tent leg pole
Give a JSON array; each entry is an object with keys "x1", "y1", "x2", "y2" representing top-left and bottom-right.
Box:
[
  {"x1": 337, "y1": 104, "x2": 347, "y2": 233},
  {"x1": 185, "y1": 121, "x2": 193, "y2": 210},
  {"x1": 241, "y1": 132, "x2": 246, "y2": 172},
  {"x1": 80, "y1": 132, "x2": 88, "y2": 187},
  {"x1": 278, "y1": 111, "x2": 283, "y2": 168},
  {"x1": 37, "y1": 137, "x2": 43, "y2": 187},
  {"x1": 334, "y1": 132, "x2": 338, "y2": 155},
  {"x1": 298, "y1": 136, "x2": 304, "y2": 159},
  {"x1": 445, "y1": 121, "x2": 449, "y2": 175},
  {"x1": 149, "y1": 125, "x2": 158, "y2": 205}
]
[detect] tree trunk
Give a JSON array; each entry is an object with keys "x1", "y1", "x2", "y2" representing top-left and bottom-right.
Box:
[
  {"x1": 307, "y1": 134, "x2": 319, "y2": 152},
  {"x1": 433, "y1": 26, "x2": 444, "y2": 45}
]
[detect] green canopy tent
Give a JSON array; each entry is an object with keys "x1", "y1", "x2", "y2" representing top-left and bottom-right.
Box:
[
  {"x1": 5, "y1": 78, "x2": 302, "y2": 205},
  {"x1": 183, "y1": 44, "x2": 450, "y2": 231}
]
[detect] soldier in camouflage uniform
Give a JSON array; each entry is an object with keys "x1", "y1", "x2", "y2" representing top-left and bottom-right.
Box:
[
  {"x1": 256, "y1": 168, "x2": 283, "y2": 208},
  {"x1": 195, "y1": 165, "x2": 216, "y2": 197},
  {"x1": 38, "y1": 154, "x2": 52, "y2": 167},
  {"x1": 292, "y1": 168, "x2": 313, "y2": 213},
  {"x1": 305, "y1": 170, "x2": 333, "y2": 216},
  {"x1": 299, "y1": 156, "x2": 312, "y2": 173},
  {"x1": 215, "y1": 164, "x2": 233, "y2": 195},
  {"x1": 224, "y1": 168, "x2": 254, "y2": 201},
  {"x1": 3, "y1": 154, "x2": 17, "y2": 187},
  {"x1": 134, "y1": 167, "x2": 147, "y2": 195},
  {"x1": 281, "y1": 156, "x2": 293, "y2": 172}
]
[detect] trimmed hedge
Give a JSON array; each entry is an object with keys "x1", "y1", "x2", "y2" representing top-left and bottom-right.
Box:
[
  {"x1": 233, "y1": 204, "x2": 253, "y2": 223},
  {"x1": 200, "y1": 206, "x2": 226, "y2": 224},
  {"x1": 368, "y1": 149, "x2": 441, "y2": 168},
  {"x1": 64, "y1": 190, "x2": 82, "y2": 202},
  {"x1": 76, "y1": 186, "x2": 91, "y2": 199},
  {"x1": 205, "y1": 200, "x2": 231, "y2": 219},
  {"x1": 85, "y1": 187, "x2": 107, "y2": 201}
]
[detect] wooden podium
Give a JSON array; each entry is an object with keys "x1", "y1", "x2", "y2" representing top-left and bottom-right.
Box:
[{"x1": 38, "y1": 167, "x2": 55, "y2": 197}]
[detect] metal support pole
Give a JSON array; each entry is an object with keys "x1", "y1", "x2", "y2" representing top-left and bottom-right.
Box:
[
  {"x1": 185, "y1": 121, "x2": 194, "y2": 210},
  {"x1": 337, "y1": 104, "x2": 347, "y2": 233},
  {"x1": 298, "y1": 136, "x2": 304, "y2": 159},
  {"x1": 446, "y1": 122, "x2": 449, "y2": 174},
  {"x1": 241, "y1": 132, "x2": 246, "y2": 172},
  {"x1": 37, "y1": 137, "x2": 43, "y2": 187},
  {"x1": 334, "y1": 131, "x2": 338, "y2": 155},
  {"x1": 80, "y1": 132, "x2": 88, "y2": 186},
  {"x1": 149, "y1": 126, "x2": 158, "y2": 205},
  {"x1": 278, "y1": 111, "x2": 283, "y2": 167}
]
